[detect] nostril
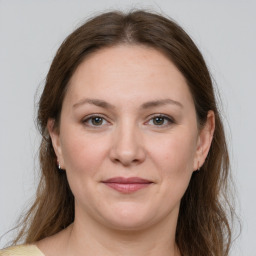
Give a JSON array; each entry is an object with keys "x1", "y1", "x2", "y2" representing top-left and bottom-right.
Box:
[
  {"x1": 112, "y1": 156, "x2": 143, "y2": 166},
  {"x1": 109, "y1": 132, "x2": 146, "y2": 166}
]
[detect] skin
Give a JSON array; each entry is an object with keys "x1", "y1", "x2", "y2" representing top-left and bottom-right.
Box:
[{"x1": 37, "y1": 45, "x2": 215, "y2": 256}]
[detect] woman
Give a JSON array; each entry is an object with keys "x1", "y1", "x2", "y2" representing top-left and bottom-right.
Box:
[{"x1": 0, "y1": 10, "x2": 234, "y2": 256}]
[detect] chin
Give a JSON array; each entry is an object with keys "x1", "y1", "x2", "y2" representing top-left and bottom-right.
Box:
[
  {"x1": 105, "y1": 217, "x2": 153, "y2": 231},
  {"x1": 100, "y1": 204, "x2": 156, "y2": 231}
]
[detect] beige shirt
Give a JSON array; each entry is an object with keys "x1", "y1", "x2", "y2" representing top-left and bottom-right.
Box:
[{"x1": 0, "y1": 245, "x2": 45, "y2": 256}]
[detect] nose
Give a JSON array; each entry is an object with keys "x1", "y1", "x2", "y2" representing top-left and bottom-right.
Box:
[{"x1": 109, "y1": 121, "x2": 146, "y2": 166}]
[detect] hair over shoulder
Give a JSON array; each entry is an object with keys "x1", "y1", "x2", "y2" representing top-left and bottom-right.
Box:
[{"x1": 12, "y1": 10, "x2": 235, "y2": 256}]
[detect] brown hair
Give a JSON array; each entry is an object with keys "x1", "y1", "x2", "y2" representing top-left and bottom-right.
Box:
[{"x1": 13, "y1": 10, "x2": 235, "y2": 255}]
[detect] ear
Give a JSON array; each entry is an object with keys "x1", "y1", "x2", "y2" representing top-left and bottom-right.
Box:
[
  {"x1": 193, "y1": 110, "x2": 215, "y2": 171},
  {"x1": 47, "y1": 118, "x2": 65, "y2": 169}
]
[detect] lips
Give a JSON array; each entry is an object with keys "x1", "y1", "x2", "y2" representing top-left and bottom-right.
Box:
[{"x1": 102, "y1": 177, "x2": 153, "y2": 193}]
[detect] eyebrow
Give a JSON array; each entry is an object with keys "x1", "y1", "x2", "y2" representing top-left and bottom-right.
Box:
[
  {"x1": 73, "y1": 98, "x2": 183, "y2": 109},
  {"x1": 73, "y1": 98, "x2": 115, "y2": 109},
  {"x1": 141, "y1": 98, "x2": 183, "y2": 109}
]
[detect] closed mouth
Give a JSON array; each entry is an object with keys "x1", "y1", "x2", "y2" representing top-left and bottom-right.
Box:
[{"x1": 102, "y1": 177, "x2": 153, "y2": 193}]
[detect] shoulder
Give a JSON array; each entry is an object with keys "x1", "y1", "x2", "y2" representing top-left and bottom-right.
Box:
[{"x1": 0, "y1": 245, "x2": 45, "y2": 256}]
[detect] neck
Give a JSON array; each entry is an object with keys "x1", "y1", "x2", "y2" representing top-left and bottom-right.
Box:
[{"x1": 65, "y1": 208, "x2": 180, "y2": 256}]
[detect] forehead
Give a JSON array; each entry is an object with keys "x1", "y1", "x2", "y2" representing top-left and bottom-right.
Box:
[{"x1": 66, "y1": 45, "x2": 193, "y2": 107}]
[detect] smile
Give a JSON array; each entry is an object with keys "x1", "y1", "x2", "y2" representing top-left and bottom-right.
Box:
[{"x1": 102, "y1": 177, "x2": 153, "y2": 193}]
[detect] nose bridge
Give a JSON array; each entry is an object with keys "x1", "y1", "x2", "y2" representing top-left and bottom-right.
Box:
[{"x1": 109, "y1": 117, "x2": 146, "y2": 166}]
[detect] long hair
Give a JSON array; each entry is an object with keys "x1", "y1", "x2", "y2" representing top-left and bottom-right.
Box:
[{"x1": 13, "y1": 10, "x2": 234, "y2": 256}]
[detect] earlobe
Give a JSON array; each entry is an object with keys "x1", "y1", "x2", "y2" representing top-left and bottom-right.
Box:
[
  {"x1": 194, "y1": 110, "x2": 215, "y2": 171},
  {"x1": 47, "y1": 118, "x2": 64, "y2": 168}
]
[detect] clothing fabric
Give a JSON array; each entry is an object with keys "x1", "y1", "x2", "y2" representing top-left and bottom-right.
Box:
[{"x1": 0, "y1": 245, "x2": 45, "y2": 256}]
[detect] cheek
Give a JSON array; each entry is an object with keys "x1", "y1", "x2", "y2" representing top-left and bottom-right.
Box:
[
  {"x1": 59, "y1": 130, "x2": 111, "y2": 204},
  {"x1": 60, "y1": 130, "x2": 109, "y2": 177},
  {"x1": 151, "y1": 130, "x2": 196, "y2": 168},
  {"x1": 148, "y1": 130, "x2": 197, "y2": 190}
]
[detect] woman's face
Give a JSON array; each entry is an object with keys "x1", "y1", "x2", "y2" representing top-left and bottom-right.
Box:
[{"x1": 49, "y1": 45, "x2": 213, "y2": 230}]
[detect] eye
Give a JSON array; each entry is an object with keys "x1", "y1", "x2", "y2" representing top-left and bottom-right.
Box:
[
  {"x1": 82, "y1": 115, "x2": 108, "y2": 127},
  {"x1": 147, "y1": 115, "x2": 174, "y2": 127}
]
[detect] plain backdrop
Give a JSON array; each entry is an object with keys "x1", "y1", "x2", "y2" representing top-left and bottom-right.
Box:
[{"x1": 0, "y1": 0, "x2": 255, "y2": 255}]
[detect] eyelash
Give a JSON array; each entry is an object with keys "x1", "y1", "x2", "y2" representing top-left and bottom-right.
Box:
[
  {"x1": 146, "y1": 114, "x2": 175, "y2": 127},
  {"x1": 82, "y1": 114, "x2": 175, "y2": 128},
  {"x1": 82, "y1": 114, "x2": 108, "y2": 128}
]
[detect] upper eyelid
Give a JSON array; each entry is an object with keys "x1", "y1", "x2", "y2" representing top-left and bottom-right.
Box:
[
  {"x1": 82, "y1": 114, "x2": 111, "y2": 126},
  {"x1": 145, "y1": 114, "x2": 175, "y2": 122},
  {"x1": 82, "y1": 113, "x2": 173, "y2": 120},
  {"x1": 82, "y1": 113, "x2": 109, "y2": 120},
  {"x1": 82, "y1": 114, "x2": 175, "y2": 127}
]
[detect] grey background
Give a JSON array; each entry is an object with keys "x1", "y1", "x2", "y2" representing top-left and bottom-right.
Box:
[{"x1": 0, "y1": 1, "x2": 255, "y2": 255}]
